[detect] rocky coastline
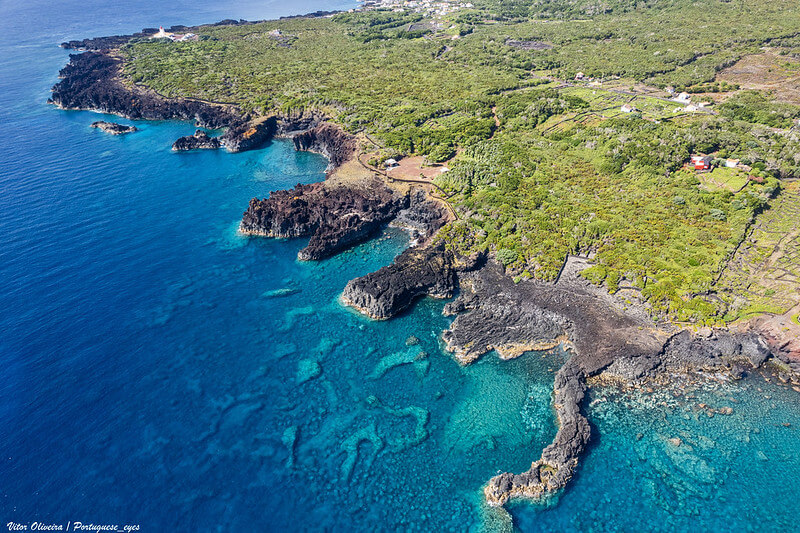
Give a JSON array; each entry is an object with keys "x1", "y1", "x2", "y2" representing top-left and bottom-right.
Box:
[
  {"x1": 291, "y1": 123, "x2": 357, "y2": 169},
  {"x1": 50, "y1": 47, "x2": 351, "y2": 157},
  {"x1": 440, "y1": 258, "x2": 788, "y2": 507},
  {"x1": 50, "y1": 52, "x2": 240, "y2": 129},
  {"x1": 240, "y1": 179, "x2": 407, "y2": 260},
  {"x1": 52, "y1": 22, "x2": 800, "y2": 516},
  {"x1": 239, "y1": 169, "x2": 794, "y2": 505}
]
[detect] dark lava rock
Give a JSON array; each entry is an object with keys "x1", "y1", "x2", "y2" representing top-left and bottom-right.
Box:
[
  {"x1": 292, "y1": 123, "x2": 356, "y2": 169},
  {"x1": 442, "y1": 286, "x2": 572, "y2": 364},
  {"x1": 739, "y1": 333, "x2": 773, "y2": 367},
  {"x1": 485, "y1": 360, "x2": 588, "y2": 506},
  {"x1": 172, "y1": 129, "x2": 220, "y2": 151},
  {"x1": 239, "y1": 179, "x2": 407, "y2": 260},
  {"x1": 341, "y1": 244, "x2": 457, "y2": 320},
  {"x1": 220, "y1": 117, "x2": 277, "y2": 153},
  {"x1": 442, "y1": 256, "x2": 781, "y2": 508},
  {"x1": 90, "y1": 121, "x2": 136, "y2": 135},
  {"x1": 392, "y1": 189, "x2": 450, "y2": 241},
  {"x1": 50, "y1": 52, "x2": 239, "y2": 129}
]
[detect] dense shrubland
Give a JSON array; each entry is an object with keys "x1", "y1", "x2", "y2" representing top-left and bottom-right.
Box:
[{"x1": 120, "y1": 0, "x2": 800, "y2": 322}]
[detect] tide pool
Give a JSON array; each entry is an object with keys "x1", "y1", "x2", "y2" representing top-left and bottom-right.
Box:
[{"x1": 1, "y1": 0, "x2": 799, "y2": 531}]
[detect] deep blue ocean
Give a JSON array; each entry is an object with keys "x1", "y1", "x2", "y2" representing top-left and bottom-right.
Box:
[{"x1": 1, "y1": 1, "x2": 799, "y2": 531}]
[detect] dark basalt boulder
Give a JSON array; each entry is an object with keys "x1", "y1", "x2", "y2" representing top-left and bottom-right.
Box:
[
  {"x1": 172, "y1": 130, "x2": 221, "y2": 151},
  {"x1": 90, "y1": 121, "x2": 137, "y2": 135},
  {"x1": 239, "y1": 179, "x2": 408, "y2": 260},
  {"x1": 341, "y1": 244, "x2": 457, "y2": 320}
]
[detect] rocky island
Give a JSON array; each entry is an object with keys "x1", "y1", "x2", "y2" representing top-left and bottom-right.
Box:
[
  {"x1": 49, "y1": 0, "x2": 800, "y2": 515},
  {"x1": 90, "y1": 121, "x2": 137, "y2": 134}
]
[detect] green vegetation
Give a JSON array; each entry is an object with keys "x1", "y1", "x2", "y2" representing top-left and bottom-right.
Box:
[
  {"x1": 433, "y1": 117, "x2": 782, "y2": 322},
  {"x1": 119, "y1": 0, "x2": 800, "y2": 323},
  {"x1": 719, "y1": 91, "x2": 800, "y2": 129},
  {"x1": 717, "y1": 181, "x2": 800, "y2": 320},
  {"x1": 699, "y1": 166, "x2": 748, "y2": 193}
]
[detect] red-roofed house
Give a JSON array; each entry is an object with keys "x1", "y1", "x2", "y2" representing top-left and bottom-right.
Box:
[{"x1": 690, "y1": 154, "x2": 713, "y2": 170}]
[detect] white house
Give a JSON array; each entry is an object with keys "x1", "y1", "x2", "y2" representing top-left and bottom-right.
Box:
[
  {"x1": 620, "y1": 103, "x2": 636, "y2": 113},
  {"x1": 674, "y1": 92, "x2": 691, "y2": 104}
]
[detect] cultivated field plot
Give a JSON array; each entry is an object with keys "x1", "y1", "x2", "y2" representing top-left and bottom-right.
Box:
[
  {"x1": 718, "y1": 52, "x2": 800, "y2": 105},
  {"x1": 538, "y1": 87, "x2": 693, "y2": 133},
  {"x1": 718, "y1": 181, "x2": 800, "y2": 318},
  {"x1": 699, "y1": 167, "x2": 749, "y2": 193}
]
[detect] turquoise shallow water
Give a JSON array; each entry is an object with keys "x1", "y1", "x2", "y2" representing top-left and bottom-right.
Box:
[
  {"x1": 513, "y1": 374, "x2": 800, "y2": 532},
  {"x1": 1, "y1": 0, "x2": 799, "y2": 530}
]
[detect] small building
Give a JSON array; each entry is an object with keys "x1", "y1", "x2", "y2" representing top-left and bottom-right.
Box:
[
  {"x1": 674, "y1": 92, "x2": 691, "y2": 104},
  {"x1": 686, "y1": 104, "x2": 699, "y2": 112},
  {"x1": 665, "y1": 86, "x2": 675, "y2": 95},
  {"x1": 725, "y1": 158, "x2": 740, "y2": 168},
  {"x1": 620, "y1": 103, "x2": 637, "y2": 113},
  {"x1": 690, "y1": 154, "x2": 713, "y2": 170},
  {"x1": 575, "y1": 72, "x2": 585, "y2": 81},
  {"x1": 384, "y1": 158, "x2": 399, "y2": 169}
]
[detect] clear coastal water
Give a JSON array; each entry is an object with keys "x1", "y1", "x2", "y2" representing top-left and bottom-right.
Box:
[{"x1": 1, "y1": 1, "x2": 799, "y2": 531}]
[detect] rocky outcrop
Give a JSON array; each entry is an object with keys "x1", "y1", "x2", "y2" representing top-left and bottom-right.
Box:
[
  {"x1": 341, "y1": 245, "x2": 457, "y2": 320},
  {"x1": 50, "y1": 52, "x2": 239, "y2": 129},
  {"x1": 442, "y1": 286, "x2": 573, "y2": 365},
  {"x1": 172, "y1": 129, "x2": 220, "y2": 151},
  {"x1": 292, "y1": 123, "x2": 356, "y2": 169},
  {"x1": 603, "y1": 329, "x2": 775, "y2": 381},
  {"x1": 443, "y1": 258, "x2": 663, "y2": 369},
  {"x1": 90, "y1": 121, "x2": 136, "y2": 134},
  {"x1": 220, "y1": 117, "x2": 277, "y2": 153},
  {"x1": 391, "y1": 189, "x2": 450, "y2": 242},
  {"x1": 239, "y1": 179, "x2": 408, "y2": 260}
]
